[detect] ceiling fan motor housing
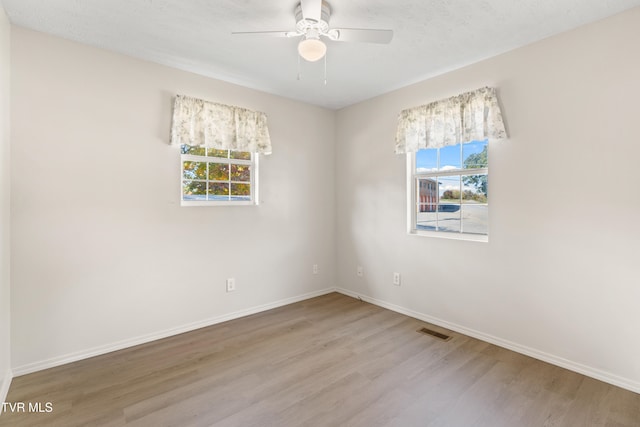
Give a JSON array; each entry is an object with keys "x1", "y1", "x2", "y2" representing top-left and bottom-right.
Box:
[{"x1": 295, "y1": 1, "x2": 331, "y2": 34}]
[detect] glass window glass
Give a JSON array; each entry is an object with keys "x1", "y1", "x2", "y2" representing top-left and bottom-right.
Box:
[
  {"x1": 230, "y1": 165, "x2": 251, "y2": 182},
  {"x1": 208, "y1": 163, "x2": 229, "y2": 181},
  {"x1": 208, "y1": 183, "x2": 230, "y2": 198},
  {"x1": 207, "y1": 149, "x2": 229, "y2": 159},
  {"x1": 463, "y1": 140, "x2": 488, "y2": 169},
  {"x1": 183, "y1": 162, "x2": 207, "y2": 180},
  {"x1": 462, "y1": 204, "x2": 488, "y2": 235},
  {"x1": 411, "y1": 140, "x2": 489, "y2": 237},
  {"x1": 180, "y1": 144, "x2": 256, "y2": 205},
  {"x1": 438, "y1": 204, "x2": 461, "y2": 233},
  {"x1": 416, "y1": 149, "x2": 437, "y2": 172},
  {"x1": 462, "y1": 173, "x2": 488, "y2": 204},
  {"x1": 231, "y1": 183, "x2": 251, "y2": 197},
  {"x1": 230, "y1": 151, "x2": 251, "y2": 160},
  {"x1": 182, "y1": 181, "x2": 206, "y2": 200},
  {"x1": 439, "y1": 143, "x2": 461, "y2": 170},
  {"x1": 182, "y1": 146, "x2": 206, "y2": 156},
  {"x1": 416, "y1": 208, "x2": 437, "y2": 231},
  {"x1": 439, "y1": 175, "x2": 461, "y2": 203}
]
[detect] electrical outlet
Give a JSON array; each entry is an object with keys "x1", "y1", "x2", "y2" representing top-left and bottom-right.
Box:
[
  {"x1": 393, "y1": 272, "x2": 401, "y2": 286},
  {"x1": 312, "y1": 264, "x2": 319, "y2": 275},
  {"x1": 357, "y1": 266, "x2": 363, "y2": 277},
  {"x1": 226, "y1": 278, "x2": 236, "y2": 292}
]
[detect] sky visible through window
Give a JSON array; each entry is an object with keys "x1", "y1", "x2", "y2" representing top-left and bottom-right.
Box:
[
  {"x1": 416, "y1": 140, "x2": 487, "y2": 172},
  {"x1": 415, "y1": 140, "x2": 487, "y2": 197}
]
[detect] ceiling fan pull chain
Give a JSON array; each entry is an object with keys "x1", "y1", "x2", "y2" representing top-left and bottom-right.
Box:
[
  {"x1": 324, "y1": 53, "x2": 327, "y2": 85},
  {"x1": 297, "y1": 53, "x2": 302, "y2": 81}
]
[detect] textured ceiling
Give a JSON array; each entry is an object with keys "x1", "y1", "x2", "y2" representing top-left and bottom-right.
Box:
[{"x1": 3, "y1": 0, "x2": 640, "y2": 109}]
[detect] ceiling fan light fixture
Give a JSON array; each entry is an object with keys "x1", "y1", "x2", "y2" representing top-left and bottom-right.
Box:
[{"x1": 298, "y1": 37, "x2": 326, "y2": 62}]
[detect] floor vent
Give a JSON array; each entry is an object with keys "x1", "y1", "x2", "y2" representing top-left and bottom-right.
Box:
[{"x1": 417, "y1": 327, "x2": 452, "y2": 341}]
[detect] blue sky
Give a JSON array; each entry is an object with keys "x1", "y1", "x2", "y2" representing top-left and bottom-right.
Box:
[{"x1": 416, "y1": 139, "x2": 487, "y2": 171}]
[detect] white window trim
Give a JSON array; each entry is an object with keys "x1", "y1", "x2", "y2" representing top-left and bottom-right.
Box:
[
  {"x1": 406, "y1": 154, "x2": 488, "y2": 242},
  {"x1": 180, "y1": 151, "x2": 259, "y2": 207}
]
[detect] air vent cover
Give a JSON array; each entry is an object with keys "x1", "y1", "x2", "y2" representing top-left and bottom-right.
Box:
[{"x1": 418, "y1": 327, "x2": 452, "y2": 341}]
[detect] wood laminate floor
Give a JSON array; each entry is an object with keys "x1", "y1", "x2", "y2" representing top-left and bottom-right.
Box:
[{"x1": 1, "y1": 292, "x2": 639, "y2": 426}]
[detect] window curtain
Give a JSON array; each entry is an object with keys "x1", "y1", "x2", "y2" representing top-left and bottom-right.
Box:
[
  {"x1": 395, "y1": 87, "x2": 507, "y2": 154},
  {"x1": 170, "y1": 94, "x2": 272, "y2": 155}
]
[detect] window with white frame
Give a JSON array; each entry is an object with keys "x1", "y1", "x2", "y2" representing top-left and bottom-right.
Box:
[
  {"x1": 409, "y1": 139, "x2": 488, "y2": 238},
  {"x1": 181, "y1": 145, "x2": 258, "y2": 206}
]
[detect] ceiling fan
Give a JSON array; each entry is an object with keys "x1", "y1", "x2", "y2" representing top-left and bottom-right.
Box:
[{"x1": 232, "y1": 0, "x2": 393, "y2": 62}]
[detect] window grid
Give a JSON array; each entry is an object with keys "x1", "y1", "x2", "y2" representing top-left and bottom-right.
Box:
[
  {"x1": 180, "y1": 146, "x2": 257, "y2": 206},
  {"x1": 409, "y1": 140, "x2": 488, "y2": 239}
]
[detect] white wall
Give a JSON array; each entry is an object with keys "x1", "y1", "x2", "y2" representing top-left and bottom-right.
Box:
[
  {"x1": 10, "y1": 28, "x2": 336, "y2": 372},
  {"x1": 0, "y1": 2, "x2": 12, "y2": 403},
  {"x1": 335, "y1": 8, "x2": 640, "y2": 392}
]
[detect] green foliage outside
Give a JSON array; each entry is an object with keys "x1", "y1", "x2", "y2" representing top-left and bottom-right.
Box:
[
  {"x1": 181, "y1": 146, "x2": 252, "y2": 198},
  {"x1": 441, "y1": 189, "x2": 487, "y2": 203},
  {"x1": 462, "y1": 145, "x2": 488, "y2": 196}
]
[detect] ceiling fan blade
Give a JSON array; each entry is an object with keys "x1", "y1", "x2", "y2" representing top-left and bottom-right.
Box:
[
  {"x1": 328, "y1": 28, "x2": 394, "y2": 44},
  {"x1": 300, "y1": 0, "x2": 322, "y2": 22},
  {"x1": 231, "y1": 30, "x2": 301, "y2": 38}
]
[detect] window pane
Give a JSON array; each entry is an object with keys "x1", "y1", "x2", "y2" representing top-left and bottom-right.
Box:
[
  {"x1": 418, "y1": 203, "x2": 437, "y2": 213},
  {"x1": 463, "y1": 140, "x2": 488, "y2": 169},
  {"x1": 416, "y1": 149, "x2": 437, "y2": 172},
  {"x1": 207, "y1": 149, "x2": 229, "y2": 158},
  {"x1": 230, "y1": 151, "x2": 251, "y2": 160},
  {"x1": 439, "y1": 144, "x2": 461, "y2": 170},
  {"x1": 230, "y1": 164, "x2": 251, "y2": 182},
  {"x1": 181, "y1": 145, "x2": 205, "y2": 156},
  {"x1": 411, "y1": 148, "x2": 488, "y2": 237},
  {"x1": 183, "y1": 161, "x2": 207, "y2": 180},
  {"x1": 462, "y1": 173, "x2": 488, "y2": 204},
  {"x1": 416, "y1": 206, "x2": 437, "y2": 231},
  {"x1": 417, "y1": 178, "x2": 439, "y2": 206},
  {"x1": 182, "y1": 181, "x2": 206, "y2": 200},
  {"x1": 208, "y1": 183, "x2": 229, "y2": 199},
  {"x1": 231, "y1": 183, "x2": 250, "y2": 198},
  {"x1": 209, "y1": 163, "x2": 229, "y2": 181},
  {"x1": 181, "y1": 146, "x2": 255, "y2": 205},
  {"x1": 438, "y1": 175, "x2": 461, "y2": 232},
  {"x1": 462, "y1": 204, "x2": 488, "y2": 235},
  {"x1": 438, "y1": 204, "x2": 461, "y2": 233},
  {"x1": 439, "y1": 175, "x2": 461, "y2": 203}
]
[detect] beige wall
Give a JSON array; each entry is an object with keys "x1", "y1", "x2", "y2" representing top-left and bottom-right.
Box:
[
  {"x1": 335, "y1": 8, "x2": 640, "y2": 391},
  {"x1": 7, "y1": 7, "x2": 640, "y2": 394},
  {"x1": 10, "y1": 27, "x2": 336, "y2": 372},
  {"x1": 0, "y1": 2, "x2": 11, "y2": 403}
]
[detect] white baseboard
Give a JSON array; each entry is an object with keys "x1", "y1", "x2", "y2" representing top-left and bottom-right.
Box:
[
  {"x1": 0, "y1": 368, "x2": 12, "y2": 411},
  {"x1": 12, "y1": 287, "x2": 640, "y2": 395},
  {"x1": 336, "y1": 287, "x2": 640, "y2": 395},
  {"x1": 12, "y1": 288, "x2": 336, "y2": 377}
]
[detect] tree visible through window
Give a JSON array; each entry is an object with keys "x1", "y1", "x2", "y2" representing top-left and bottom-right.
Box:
[
  {"x1": 412, "y1": 139, "x2": 488, "y2": 236},
  {"x1": 181, "y1": 145, "x2": 257, "y2": 206}
]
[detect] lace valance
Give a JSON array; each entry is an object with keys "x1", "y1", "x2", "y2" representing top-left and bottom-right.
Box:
[
  {"x1": 171, "y1": 94, "x2": 272, "y2": 155},
  {"x1": 395, "y1": 87, "x2": 507, "y2": 153}
]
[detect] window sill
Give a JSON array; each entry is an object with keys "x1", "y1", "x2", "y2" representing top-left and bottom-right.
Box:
[
  {"x1": 181, "y1": 200, "x2": 256, "y2": 207},
  {"x1": 409, "y1": 229, "x2": 488, "y2": 243}
]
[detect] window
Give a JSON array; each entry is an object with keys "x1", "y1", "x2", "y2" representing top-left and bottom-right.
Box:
[
  {"x1": 409, "y1": 139, "x2": 488, "y2": 240},
  {"x1": 181, "y1": 145, "x2": 258, "y2": 206}
]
